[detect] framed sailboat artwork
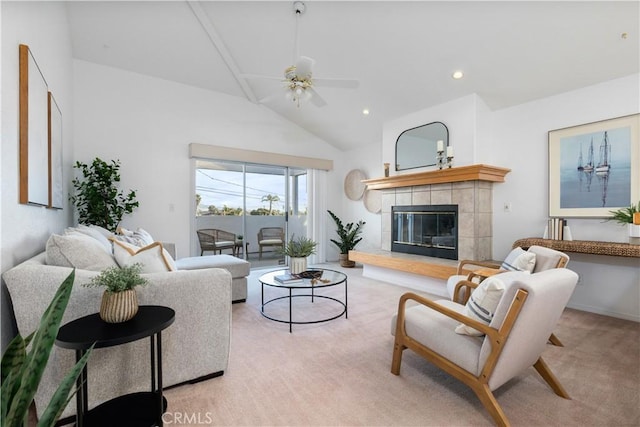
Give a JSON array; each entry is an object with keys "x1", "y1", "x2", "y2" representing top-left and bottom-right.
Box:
[{"x1": 548, "y1": 113, "x2": 640, "y2": 218}]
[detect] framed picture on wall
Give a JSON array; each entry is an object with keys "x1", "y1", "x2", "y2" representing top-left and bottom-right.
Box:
[
  {"x1": 548, "y1": 113, "x2": 640, "y2": 218},
  {"x1": 19, "y1": 44, "x2": 49, "y2": 206},
  {"x1": 48, "y1": 92, "x2": 63, "y2": 209}
]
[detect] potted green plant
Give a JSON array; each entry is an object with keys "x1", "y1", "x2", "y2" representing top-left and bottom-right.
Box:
[
  {"x1": 1, "y1": 270, "x2": 93, "y2": 427},
  {"x1": 327, "y1": 210, "x2": 366, "y2": 268},
  {"x1": 84, "y1": 264, "x2": 148, "y2": 323},
  {"x1": 70, "y1": 158, "x2": 139, "y2": 232},
  {"x1": 608, "y1": 201, "x2": 640, "y2": 237},
  {"x1": 279, "y1": 234, "x2": 317, "y2": 274}
]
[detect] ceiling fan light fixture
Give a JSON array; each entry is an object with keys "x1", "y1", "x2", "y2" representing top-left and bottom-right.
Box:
[{"x1": 241, "y1": 0, "x2": 358, "y2": 109}]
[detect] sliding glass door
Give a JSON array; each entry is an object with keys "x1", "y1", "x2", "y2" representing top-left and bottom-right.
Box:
[{"x1": 194, "y1": 160, "x2": 308, "y2": 269}]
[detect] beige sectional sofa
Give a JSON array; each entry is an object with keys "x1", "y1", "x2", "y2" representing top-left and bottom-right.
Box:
[{"x1": 2, "y1": 226, "x2": 240, "y2": 420}]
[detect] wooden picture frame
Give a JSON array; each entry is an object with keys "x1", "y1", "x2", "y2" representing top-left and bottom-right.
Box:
[
  {"x1": 48, "y1": 92, "x2": 63, "y2": 209},
  {"x1": 19, "y1": 44, "x2": 49, "y2": 206},
  {"x1": 549, "y1": 113, "x2": 640, "y2": 218}
]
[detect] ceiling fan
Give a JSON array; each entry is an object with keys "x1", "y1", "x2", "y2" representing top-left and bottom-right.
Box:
[{"x1": 240, "y1": 1, "x2": 359, "y2": 108}]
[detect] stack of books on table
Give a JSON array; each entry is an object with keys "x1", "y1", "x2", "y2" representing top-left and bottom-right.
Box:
[{"x1": 274, "y1": 273, "x2": 303, "y2": 284}]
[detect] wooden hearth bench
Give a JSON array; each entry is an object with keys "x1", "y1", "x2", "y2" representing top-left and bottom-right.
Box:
[{"x1": 348, "y1": 250, "x2": 478, "y2": 280}]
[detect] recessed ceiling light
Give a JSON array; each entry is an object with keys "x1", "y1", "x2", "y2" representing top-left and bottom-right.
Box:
[
  {"x1": 362, "y1": 109, "x2": 370, "y2": 115},
  {"x1": 621, "y1": 32, "x2": 628, "y2": 39},
  {"x1": 452, "y1": 71, "x2": 464, "y2": 80}
]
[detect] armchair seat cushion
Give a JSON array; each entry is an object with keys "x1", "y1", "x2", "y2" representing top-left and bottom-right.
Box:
[
  {"x1": 391, "y1": 299, "x2": 483, "y2": 375},
  {"x1": 259, "y1": 239, "x2": 282, "y2": 245}
]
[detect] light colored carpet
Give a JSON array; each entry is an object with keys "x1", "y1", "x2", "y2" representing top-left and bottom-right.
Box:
[{"x1": 164, "y1": 264, "x2": 640, "y2": 426}]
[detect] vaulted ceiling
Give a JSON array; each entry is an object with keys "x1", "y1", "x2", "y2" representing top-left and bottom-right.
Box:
[{"x1": 66, "y1": 1, "x2": 640, "y2": 151}]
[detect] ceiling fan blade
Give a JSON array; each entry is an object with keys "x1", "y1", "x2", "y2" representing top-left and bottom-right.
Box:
[
  {"x1": 239, "y1": 73, "x2": 283, "y2": 81},
  {"x1": 295, "y1": 56, "x2": 315, "y2": 79},
  {"x1": 313, "y1": 78, "x2": 360, "y2": 89},
  {"x1": 307, "y1": 87, "x2": 327, "y2": 108}
]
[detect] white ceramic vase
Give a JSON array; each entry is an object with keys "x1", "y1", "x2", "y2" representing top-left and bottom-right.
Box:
[
  {"x1": 629, "y1": 223, "x2": 640, "y2": 238},
  {"x1": 289, "y1": 257, "x2": 307, "y2": 275}
]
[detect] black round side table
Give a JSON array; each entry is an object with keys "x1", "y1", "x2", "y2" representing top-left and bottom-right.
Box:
[{"x1": 56, "y1": 305, "x2": 175, "y2": 427}]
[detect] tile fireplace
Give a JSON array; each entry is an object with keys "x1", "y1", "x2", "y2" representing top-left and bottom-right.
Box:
[{"x1": 392, "y1": 204, "x2": 458, "y2": 260}]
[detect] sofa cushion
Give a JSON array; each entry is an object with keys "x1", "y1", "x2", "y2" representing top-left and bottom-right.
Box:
[
  {"x1": 176, "y1": 255, "x2": 250, "y2": 278},
  {"x1": 112, "y1": 240, "x2": 176, "y2": 273},
  {"x1": 46, "y1": 233, "x2": 118, "y2": 271},
  {"x1": 65, "y1": 225, "x2": 113, "y2": 254},
  {"x1": 114, "y1": 227, "x2": 155, "y2": 247},
  {"x1": 87, "y1": 224, "x2": 114, "y2": 238}
]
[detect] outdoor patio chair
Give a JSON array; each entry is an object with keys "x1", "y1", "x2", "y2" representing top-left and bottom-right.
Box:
[
  {"x1": 257, "y1": 227, "x2": 284, "y2": 259},
  {"x1": 197, "y1": 228, "x2": 238, "y2": 256}
]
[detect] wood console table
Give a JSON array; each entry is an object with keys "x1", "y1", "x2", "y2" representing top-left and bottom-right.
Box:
[{"x1": 513, "y1": 238, "x2": 640, "y2": 258}]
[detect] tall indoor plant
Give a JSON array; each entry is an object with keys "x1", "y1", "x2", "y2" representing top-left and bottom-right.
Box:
[
  {"x1": 327, "y1": 210, "x2": 366, "y2": 268},
  {"x1": 1, "y1": 270, "x2": 93, "y2": 427},
  {"x1": 70, "y1": 158, "x2": 139, "y2": 232}
]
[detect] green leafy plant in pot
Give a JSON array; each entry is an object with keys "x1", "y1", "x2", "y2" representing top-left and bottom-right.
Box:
[
  {"x1": 69, "y1": 158, "x2": 139, "y2": 232},
  {"x1": 327, "y1": 210, "x2": 366, "y2": 268},
  {"x1": 279, "y1": 234, "x2": 317, "y2": 274},
  {"x1": 608, "y1": 201, "x2": 640, "y2": 238},
  {"x1": 84, "y1": 264, "x2": 148, "y2": 323},
  {"x1": 1, "y1": 270, "x2": 94, "y2": 427}
]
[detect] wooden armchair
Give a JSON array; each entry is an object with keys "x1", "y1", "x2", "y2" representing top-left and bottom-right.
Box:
[
  {"x1": 197, "y1": 229, "x2": 238, "y2": 256},
  {"x1": 392, "y1": 268, "x2": 579, "y2": 426},
  {"x1": 447, "y1": 245, "x2": 570, "y2": 346},
  {"x1": 257, "y1": 227, "x2": 284, "y2": 259}
]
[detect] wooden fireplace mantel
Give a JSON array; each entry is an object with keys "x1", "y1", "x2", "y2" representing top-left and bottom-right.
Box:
[{"x1": 362, "y1": 164, "x2": 511, "y2": 190}]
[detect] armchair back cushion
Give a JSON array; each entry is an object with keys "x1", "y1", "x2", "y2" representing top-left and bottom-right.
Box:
[
  {"x1": 527, "y1": 245, "x2": 570, "y2": 272},
  {"x1": 480, "y1": 268, "x2": 578, "y2": 390}
]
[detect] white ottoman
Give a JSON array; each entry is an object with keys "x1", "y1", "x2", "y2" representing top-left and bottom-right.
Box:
[{"x1": 175, "y1": 255, "x2": 250, "y2": 302}]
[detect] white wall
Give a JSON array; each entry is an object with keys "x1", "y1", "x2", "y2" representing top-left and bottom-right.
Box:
[
  {"x1": 383, "y1": 94, "x2": 483, "y2": 170},
  {"x1": 491, "y1": 74, "x2": 640, "y2": 250},
  {"x1": 1, "y1": 1, "x2": 75, "y2": 349},
  {"x1": 377, "y1": 74, "x2": 640, "y2": 321},
  {"x1": 72, "y1": 60, "x2": 342, "y2": 259},
  {"x1": 489, "y1": 74, "x2": 640, "y2": 321},
  {"x1": 330, "y1": 139, "x2": 382, "y2": 261}
]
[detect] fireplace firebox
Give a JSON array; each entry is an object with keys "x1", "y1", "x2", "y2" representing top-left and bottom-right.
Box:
[{"x1": 391, "y1": 205, "x2": 458, "y2": 260}]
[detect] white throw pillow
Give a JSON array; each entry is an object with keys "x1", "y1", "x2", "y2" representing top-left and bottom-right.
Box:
[
  {"x1": 46, "y1": 233, "x2": 118, "y2": 271},
  {"x1": 455, "y1": 276, "x2": 505, "y2": 336},
  {"x1": 87, "y1": 224, "x2": 114, "y2": 238},
  {"x1": 65, "y1": 225, "x2": 113, "y2": 254},
  {"x1": 500, "y1": 247, "x2": 536, "y2": 273},
  {"x1": 114, "y1": 227, "x2": 155, "y2": 247},
  {"x1": 112, "y1": 240, "x2": 176, "y2": 273}
]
